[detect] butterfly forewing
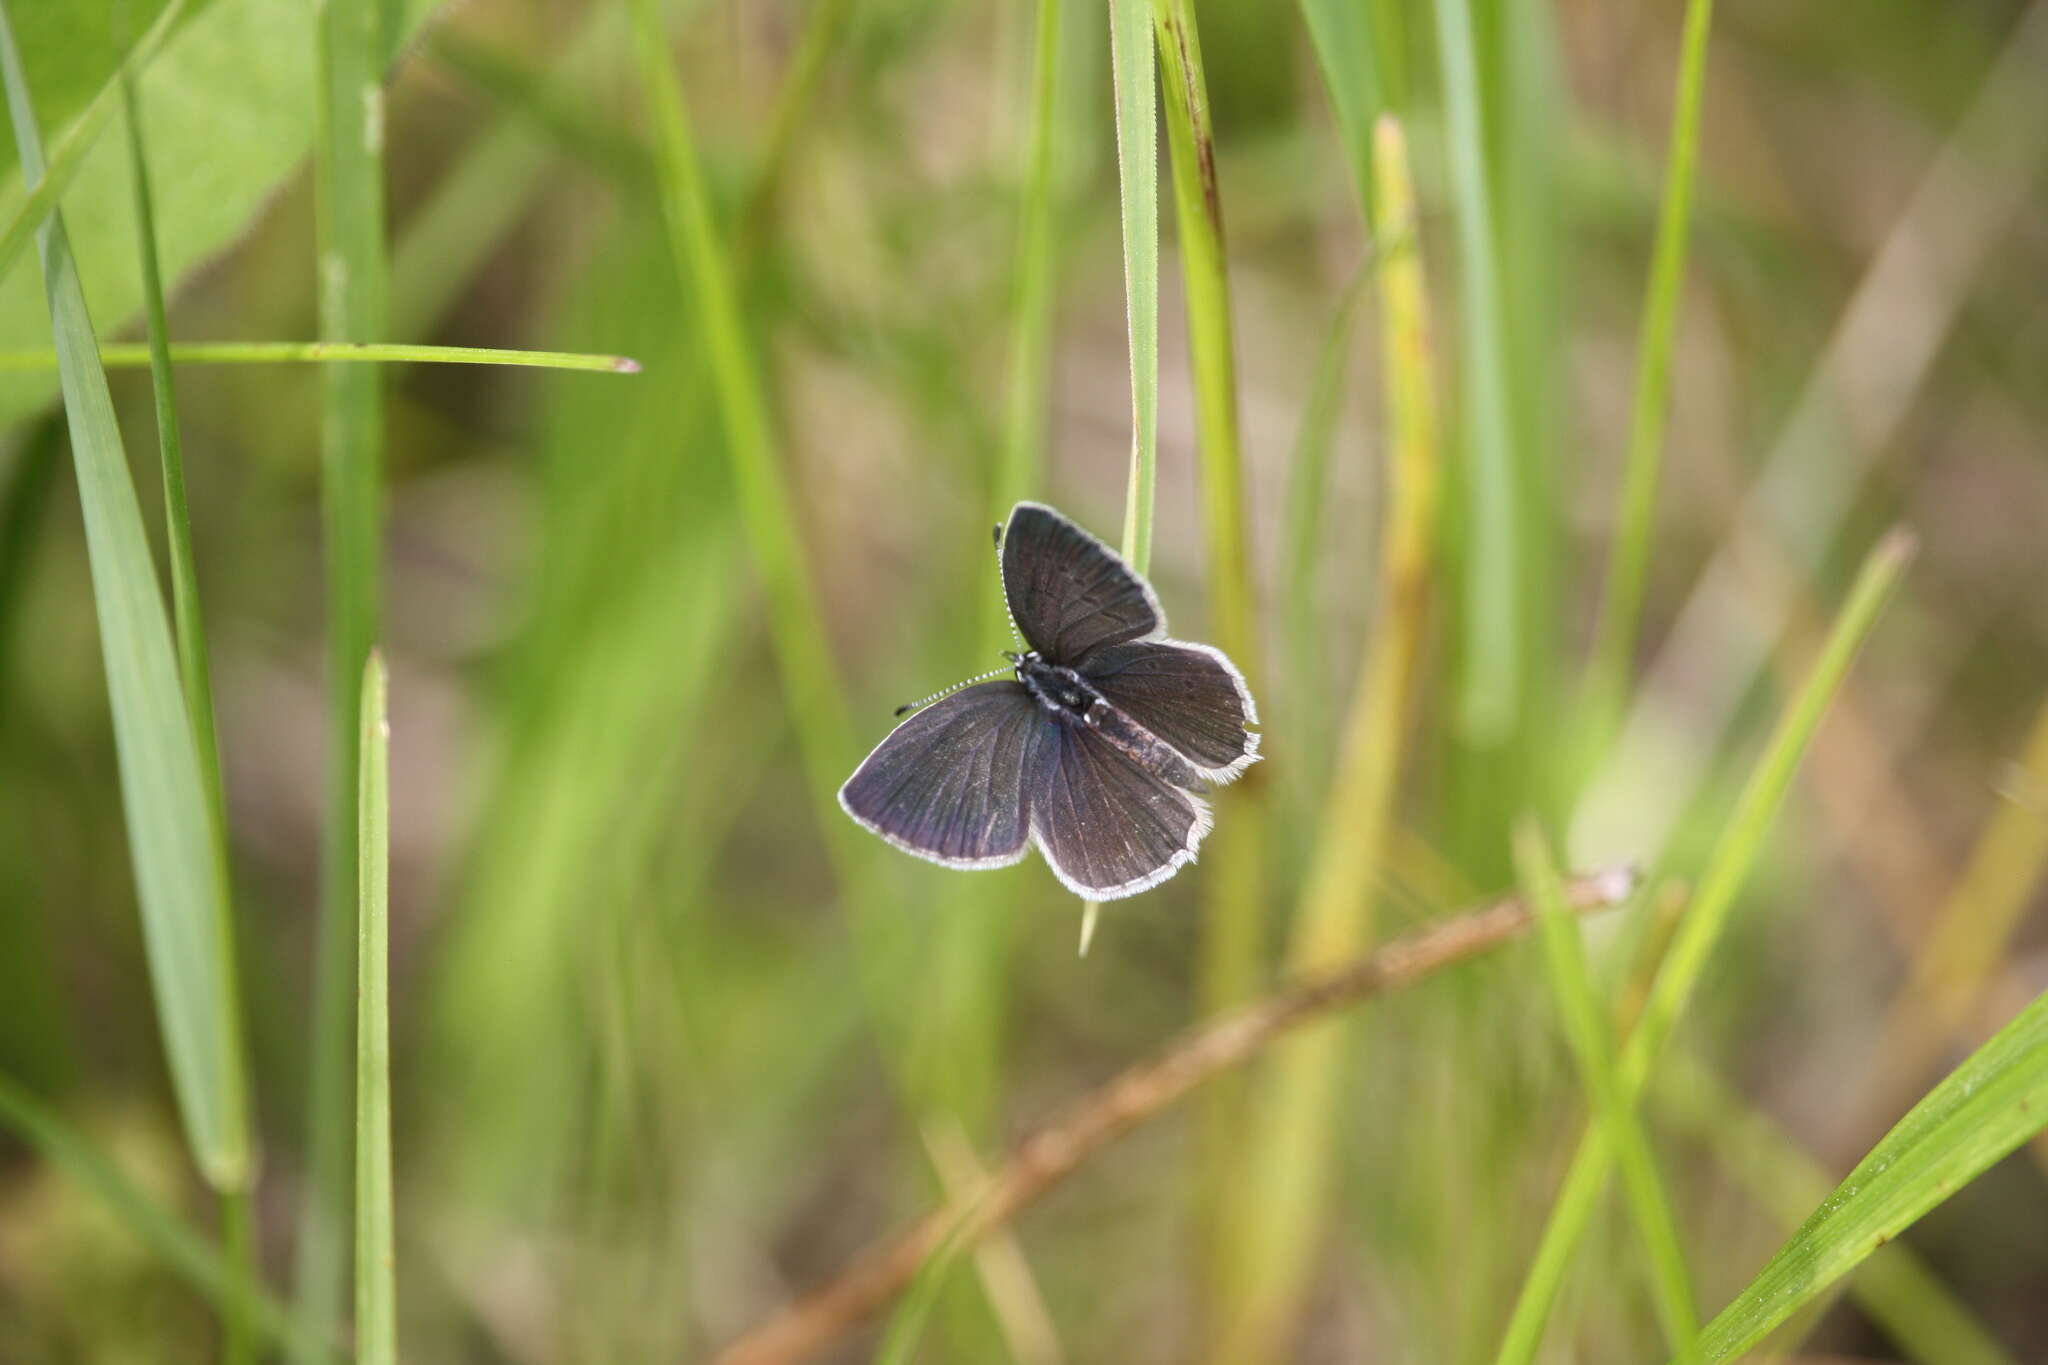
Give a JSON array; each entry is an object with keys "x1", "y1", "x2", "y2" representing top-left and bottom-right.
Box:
[
  {"x1": 1078, "y1": 639, "x2": 1260, "y2": 782},
  {"x1": 1001, "y1": 502, "x2": 1162, "y2": 664},
  {"x1": 1029, "y1": 720, "x2": 1210, "y2": 900},
  {"x1": 839, "y1": 682, "x2": 1041, "y2": 866}
]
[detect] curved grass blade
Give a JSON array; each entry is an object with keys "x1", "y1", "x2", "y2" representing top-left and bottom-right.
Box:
[
  {"x1": 355, "y1": 651, "x2": 396, "y2": 1365},
  {"x1": 1493, "y1": 530, "x2": 1915, "y2": 1365},
  {"x1": 1109, "y1": 0, "x2": 1156, "y2": 573},
  {"x1": 1658, "y1": 1050, "x2": 2018, "y2": 1365},
  {"x1": 1515, "y1": 820, "x2": 1698, "y2": 1361},
  {"x1": 1688, "y1": 983, "x2": 2048, "y2": 1362},
  {"x1": 0, "y1": 0, "x2": 249, "y2": 1191}
]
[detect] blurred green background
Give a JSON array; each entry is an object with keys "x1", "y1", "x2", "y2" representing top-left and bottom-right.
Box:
[{"x1": 2, "y1": 0, "x2": 2046, "y2": 1361}]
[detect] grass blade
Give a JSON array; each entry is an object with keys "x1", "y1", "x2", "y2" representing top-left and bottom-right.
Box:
[
  {"x1": 0, "y1": 0, "x2": 248, "y2": 1190},
  {"x1": 1493, "y1": 529, "x2": 1915, "y2": 1365},
  {"x1": 1515, "y1": 820, "x2": 1698, "y2": 1361},
  {"x1": 1583, "y1": 0, "x2": 1718, "y2": 745},
  {"x1": 1214, "y1": 115, "x2": 1438, "y2": 1363},
  {"x1": 0, "y1": 341, "x2": 640, "y2": 371},
  {"x1": 1659, "y1": 1050, "x2": 2018, "y2": 1365},
  {"x1": 1294, "y1": 0, "x2": 1397, "y2": 200},
  {"x1": 296, "y1": 0, "x2": 388, "y2": 1354},
  {"x1": 1690, "y1": 984, "x2": 2048, "y2": 1362},
  {"x1": 355, "y1": 651, "x2": 396, "y2": 1365},
  {"x1": 1430, "y1": 0, "x2": 1520, "y2": 744},
  {"x1": 1109, "y1": 0, "x2": 1157, "y2": 572},
  {"x1": 120, "y1": 61, "x2": 257, "y2": 1365}
]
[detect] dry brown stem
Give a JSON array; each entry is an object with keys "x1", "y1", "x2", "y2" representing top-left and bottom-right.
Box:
[{"x1": 710, "y1": 865, "x2": 1640, "y2": 1365}]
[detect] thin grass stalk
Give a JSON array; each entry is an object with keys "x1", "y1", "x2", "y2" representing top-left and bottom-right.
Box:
[
  {"x1": 0, "y1": 0, "x2": 190, "y2": 286},
  {"x1": 1108, "y1": 0, "x2": 1157, "y2": 572},
  {"x1": 295, "y1": 0, "x2": 388, "y2": 1355},
  {"x1": 354, "y1": 653, "x2": 396, "y2": 1365},
  {"x1": 1515, "y1": 821, "x2": 1699, "y2": 1360},
  {"x1": 0, "y1": 341, "x2": 640, "y2": 371},
  {"x1": 1149, "y1": 0, "x2": 1269, "y2": 1292},
  {"x1": 1208, "y1": 115, "x2": 1437, "y2": 1363},
  {"x1": 0, "y1": 0, "x2": 249, "y2": 1191},
  {"x1": 740, "y1": 0, "x2": 852, "y2": 240},
  {"x1": 1492, "y1": 530, "x2": 1915, "y2": 1365},
  {"x1": 1582, "y1": 0, "x2": 1718, "y2": 750},
  {"x1": 1430, "y1": 0, "x2": 1519, "y2": 744},
  {"x1": 628, "y1": 0, "x2": 855, "y2": 819},
  {"x1": 119, "y1": 67, "x2": 258, "y2": 1365}
]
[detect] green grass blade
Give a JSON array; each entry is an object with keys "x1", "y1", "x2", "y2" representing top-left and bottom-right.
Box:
[
  {"x1": 0, "y1": 0, "x2": 249, "y2": 1191},
  {"x1": 120, "y1": 62, "x2": 258, "y2": 1365},
  {"x1": 1659, "y1": 1050, "x2": 2018, "y2": 1365},
  {"x1": 0, "y1": 1077, "x2": 329, "y2": 1363},
  {"x1": 995, "y1": 0, "x2": 1061, "y2": 554},
  {"x1": 0, "y1": 341, "x2": 640, "y2": 371},
  {"x1": 1109, "y1": 0, "x2": 1157, "y2": 572},
  {"x1": 1515, "y1": 820, "x2": 1699, "y2": 1361},
  {"x1": 629, "y1": 0, "x2": 854, "y2": 815},
  {"x1": 354, "y1": 651, "x2": 396, "y2": 1365},
  {"x1": 1214, "y1": 116, "x2": 1438, "y2": 1365},
  {"x1": 1494, "y1": 530, "x2": 1915, "y2": 1365},
  {"x1": 1583, "y1": 0, "x2": 1717, "y2": 745},
  {"x1": 1430, "y1": 0, "x2": 1519, "y2": 744},
  {"x1": 1690, "y1": 984, "x2": 2048, "y2": 1362},
  {"x1": 0, "y1": 0, "x2": 191, "y2": 289},
  {"x1": 295, "y1": 0, "x2": 388, "y2": 1355}
]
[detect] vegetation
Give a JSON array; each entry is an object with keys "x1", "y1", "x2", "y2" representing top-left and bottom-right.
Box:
[{"x1": 2, "y1": 1, "x2": 2046, "y2": 1362}]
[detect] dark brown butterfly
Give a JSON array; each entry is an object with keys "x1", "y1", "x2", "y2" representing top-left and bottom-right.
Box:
[{"x1": 839, "y1": 502, "x2": 1259, "y2": 900}]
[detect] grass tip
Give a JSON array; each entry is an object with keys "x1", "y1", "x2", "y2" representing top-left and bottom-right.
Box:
[{"x1": 613, "y1": 355, "x2": 643, "y2": 374}]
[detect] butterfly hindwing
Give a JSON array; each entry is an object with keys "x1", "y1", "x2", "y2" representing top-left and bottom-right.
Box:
[
  {"x1": 1078, "y1": 639, "x2": 1260, "y2": 783},
  {"x1": 1000, "y1": 502, "x2": 1162, "y2": 664},
  {"x1": 839, "y1": 682, "x2": 1042, "y2": 867},
  {"x1": 1028, "y1": 719, "x2": 1211, "y2": 901}
]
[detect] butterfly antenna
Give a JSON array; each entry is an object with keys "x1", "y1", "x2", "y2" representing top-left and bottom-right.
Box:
[{"x1": 893, "y1": 666, "x2": 1014, "y2": 717}]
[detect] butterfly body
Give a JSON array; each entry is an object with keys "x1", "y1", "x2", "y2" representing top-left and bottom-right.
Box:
[{"x1": 841, "y1": 502, "x2": 1259, "y2": 901}]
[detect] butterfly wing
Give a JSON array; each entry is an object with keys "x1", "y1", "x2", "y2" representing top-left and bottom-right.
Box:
[
  {"x1": 1028, "y1": 720, "x2": 1211, "y2": 901},
  {"x1": 839, "y1": 681, "x2": 1043, "y2": 867},
  {"x1": 1000, "y1": 501, "x2": 1163, "y2": 664},
  {"x1": 1078, "y1": 639, "x2": 1260, "y2": 783}
]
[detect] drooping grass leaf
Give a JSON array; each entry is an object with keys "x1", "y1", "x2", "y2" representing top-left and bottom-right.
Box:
[
  {"x1": 1690, "y1": 983, "x2": 2048, "y2": 1362},
  {"x1": 0, "y1": 341, "x2": 640, "y2": 371},
  {"x1": 0, "y1": 0, "x2": 249, "y2": 1192},
  {"x1": 355, "y1": 651, "x2": 396, "y2": 1365},
  {"x1": 1494, "y1": 530, "x2": 1915, "y2": 1365}
]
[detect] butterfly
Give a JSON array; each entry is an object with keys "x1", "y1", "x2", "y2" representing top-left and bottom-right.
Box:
[{"x1": 839, "y1": 502, "x2": 1260, "y2": 901}]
